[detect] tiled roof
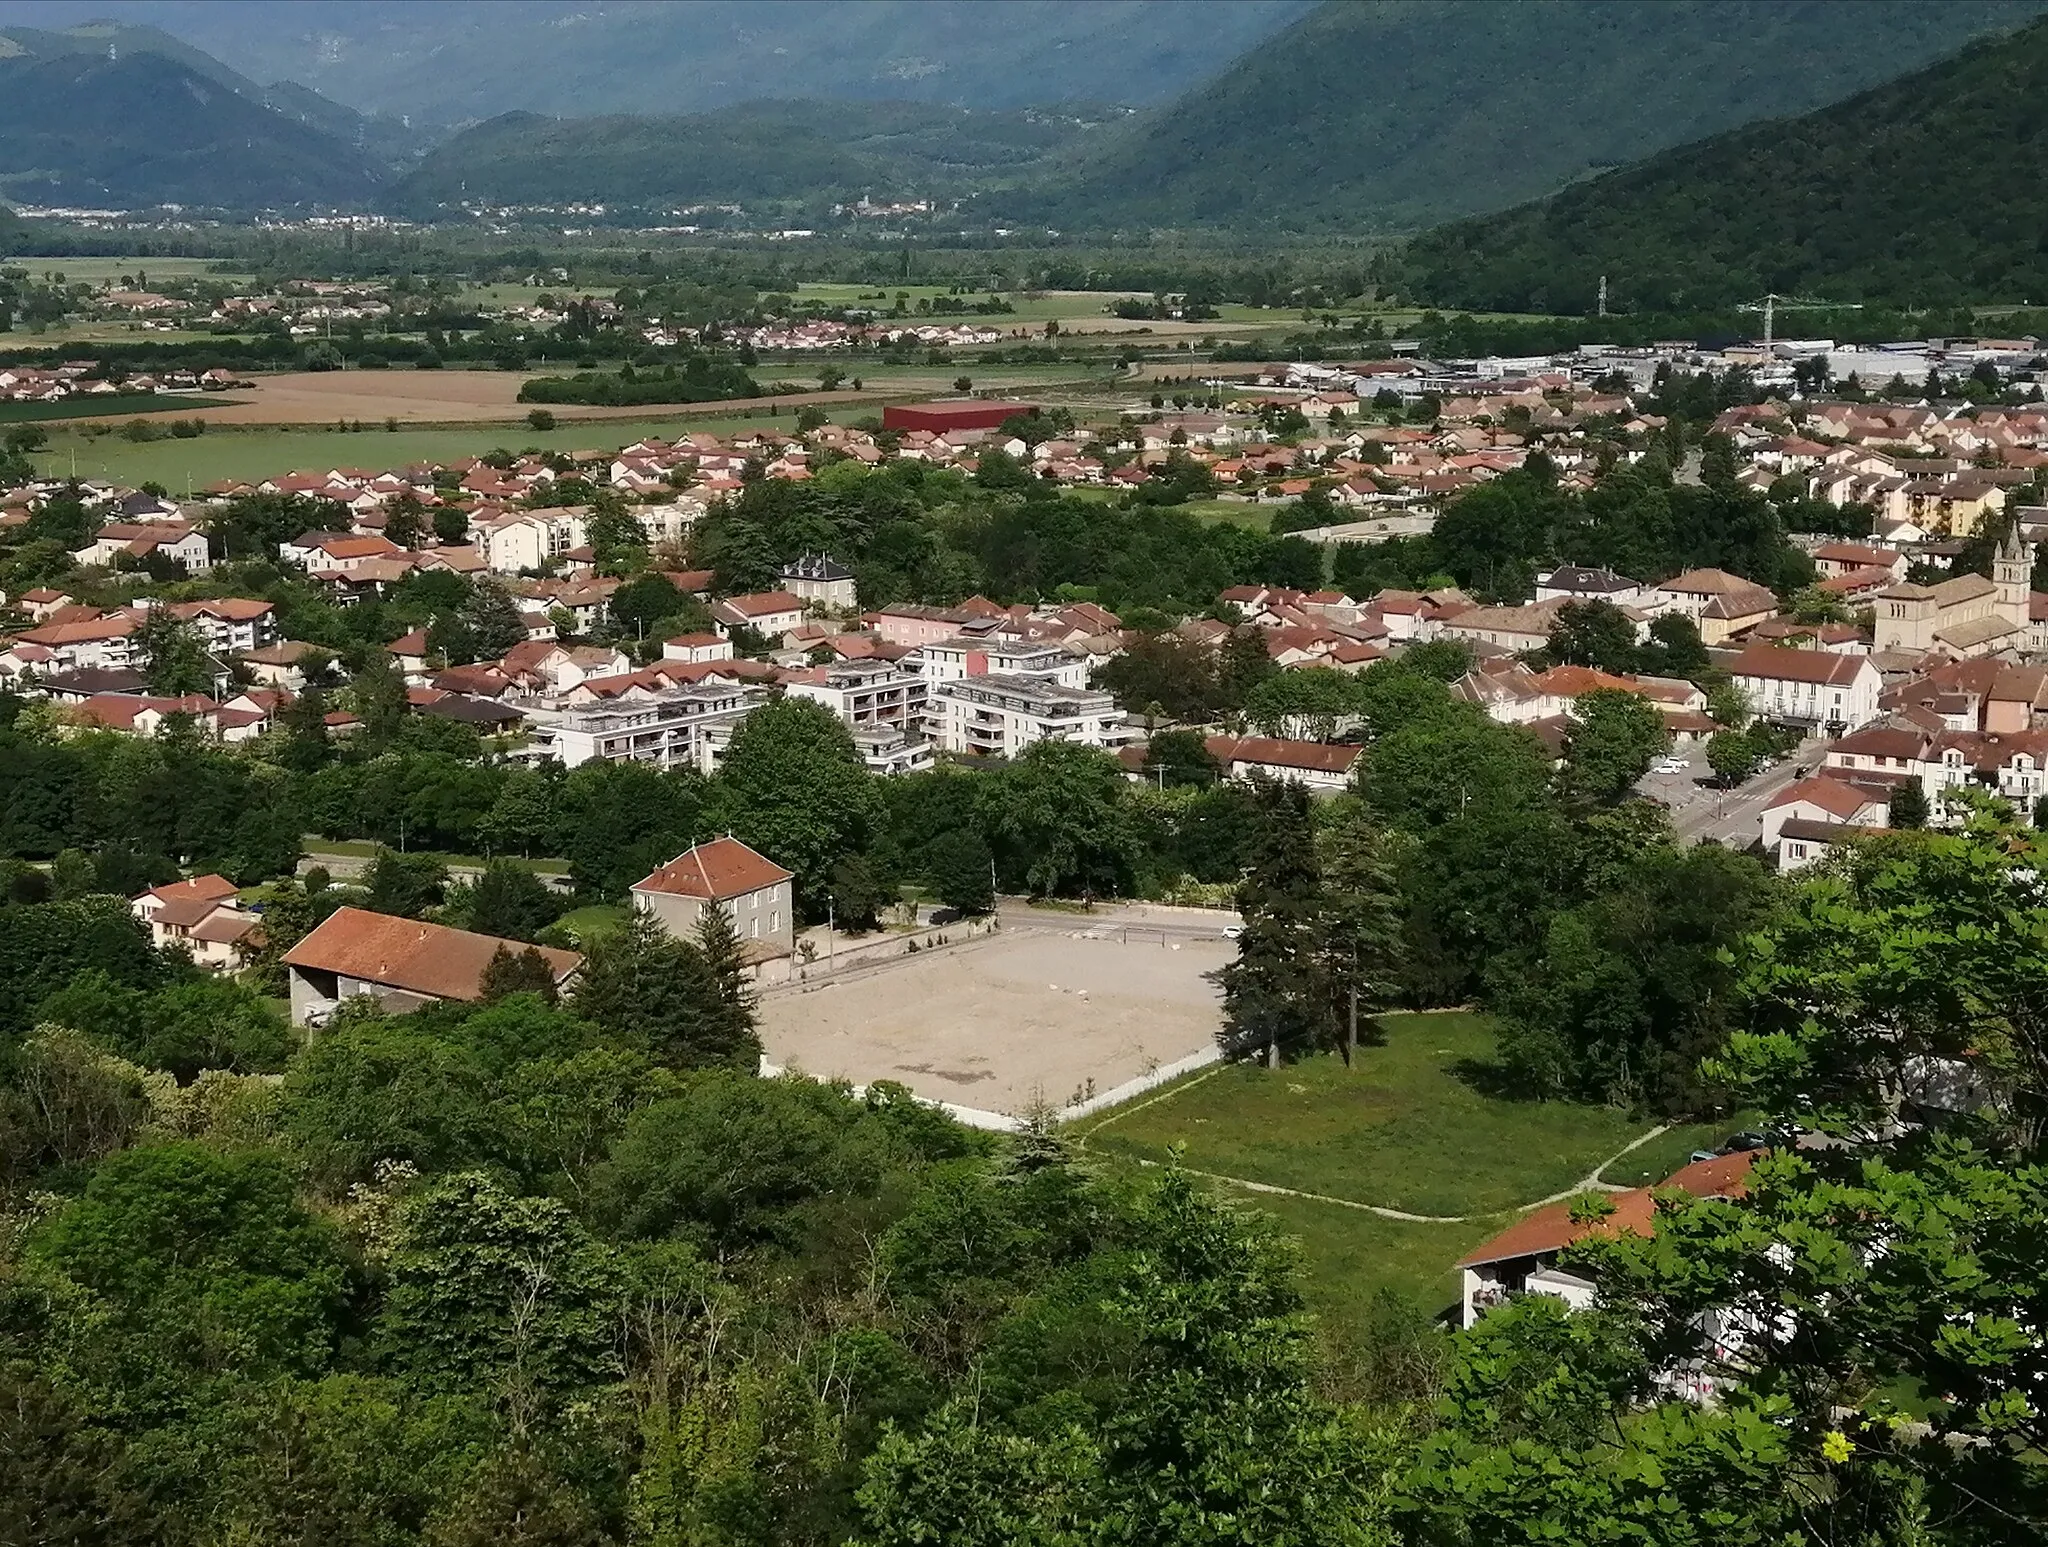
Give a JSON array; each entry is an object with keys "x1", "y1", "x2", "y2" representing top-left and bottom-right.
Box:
[
  {"x1": 282, "y1": 906, "x2": 580, "y2": 1001},
  {"x1": 632, "y1": 837, "x2": 792, "y2": 901},
  {"x1": 1457, "y1": 1151, "x2": 1756, "y2": 1269},
  {"x1": 1730, "y1": 645, "x2": 1867, "y2": 686},
  {"x1": 1205, "y1": 735, "x2": 1361, "y2": 775}
]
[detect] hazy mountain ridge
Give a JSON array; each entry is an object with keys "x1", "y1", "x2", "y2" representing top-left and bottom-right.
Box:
[
  {"x1": 0, "y1": 47, "x2": 382, "y2": 209},
  {"x1": 0, "y1": 0, "x2": 1316, "y2": 126}
]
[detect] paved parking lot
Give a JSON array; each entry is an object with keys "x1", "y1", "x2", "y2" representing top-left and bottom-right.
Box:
[
  {"x1": 1634, "y1": 736, "x2": 1828, "y2": 848},
  {"x1": 759, "y1": 926, "x2": 1230, "y2": 1118}
]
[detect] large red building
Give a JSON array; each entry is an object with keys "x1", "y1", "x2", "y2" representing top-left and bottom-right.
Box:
[{"x1": 881, "y1": 400, "x2": 1039, "y2": 433}]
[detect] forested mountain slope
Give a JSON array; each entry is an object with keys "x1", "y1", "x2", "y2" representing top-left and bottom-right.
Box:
[
  {"x1": 387, "y1": 101, "x2": 1105, "y2": 216},
  {"x1": 0, "y1": 50, "x2": 381, "y2": 209},
  {"x1": 1028, "y1": 0, "x2": 2045, "y2": 232},
  {"x1": 1393, "y1": 15, "x2": 2048, "y2": 313}
]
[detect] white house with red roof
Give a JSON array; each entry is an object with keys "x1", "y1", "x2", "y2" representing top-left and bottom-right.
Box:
[
  {"x1": 711, "y1": 591, "x2": 807, "y2": 642},
  {"x1": 1730, "y1": 645, "x2": 1883, "y2": 732},
  {"x1": 131, "y1": 873, "x2": 262, "y2": 970},
  {"x1": 1456, "y1": 1151, "x2": 1757, "y2": 1330}
]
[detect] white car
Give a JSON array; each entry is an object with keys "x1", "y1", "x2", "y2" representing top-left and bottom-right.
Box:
[
  {"x1": 1222, "y1": 924, "x2": 1244, "y2": 940},
  {"x1": 1652, "y1": 758, "x2": 1688, "y2": 775}
]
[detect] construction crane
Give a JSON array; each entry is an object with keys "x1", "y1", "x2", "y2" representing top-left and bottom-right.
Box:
[{"x1": 1738, "y1": 293, "x2": 1862, "y2": 350}]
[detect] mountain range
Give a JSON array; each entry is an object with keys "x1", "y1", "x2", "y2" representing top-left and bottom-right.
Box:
[
  {"x1": 1, "y1": 0, "x2": 2047, "y2": 316},
  {"x1": 0, "y1": 45, "x2": 384, "y2": 209},
  {"x1": 1390, "y1": 13, "x2": 2048, "y2": 314},
  {"x1": 0, "y1": 1, "x2": 1314, "y2": 127}
]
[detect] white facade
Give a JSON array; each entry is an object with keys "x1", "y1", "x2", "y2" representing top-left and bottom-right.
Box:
[
  {"x1": 523, "y1": 685, "x2": 764, "y2": 773},
  {"x1": 915, "y1": 639, "x2": 1089, "y2": 688},
  {"x1": 1732, "y1": 652, "x2": 1882, "y2": 732},
  {"x1": 785, "y1": 661, "x2": 930, "y2": 738},
  {"x1": 931, "y1": 674, "x2": 1132, "y2": 758},
  {"x1": 475, "y1": 510, "x2": 588, "y2": 573}
]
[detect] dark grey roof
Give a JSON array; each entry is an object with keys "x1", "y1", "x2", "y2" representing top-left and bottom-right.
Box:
[
  {"x1": 781, "y1": 553, "x2": 853, "y2": 582},
  {"x1": 42, "y1": 666, "x2": 149, "y2": 699},
  {"x1": 1540, "y1": 564, "x2": 1638, "y2": 593}
]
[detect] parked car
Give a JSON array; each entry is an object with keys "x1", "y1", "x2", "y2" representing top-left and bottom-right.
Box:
[{"x1": 1221, "y1": 924, "x2": 1243, "y2": 940}]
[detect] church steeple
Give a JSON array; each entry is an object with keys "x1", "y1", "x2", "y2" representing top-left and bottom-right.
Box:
[{"x1": 1995, "y1": 519, "x2": 2033, "y2": 626}]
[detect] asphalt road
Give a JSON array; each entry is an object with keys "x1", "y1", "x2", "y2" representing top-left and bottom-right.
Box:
[{"x1": 1634, "y1": 736, "x2": 1830, "y2": 849}]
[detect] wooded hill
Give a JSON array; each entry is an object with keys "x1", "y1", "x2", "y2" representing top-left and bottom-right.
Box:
[
  {"x1": 1020, "y1": 0, "x2": 2044, "y2": 234},
  {"x1": 1393, "y1": 14, "x2": 2048, "y2": 313},
  {"x1": 0, "y1": 49, "x2": 384, "y2": 210},
  {"x1": 385, "y1": 101, "x2": 1109, "y2": 217}
]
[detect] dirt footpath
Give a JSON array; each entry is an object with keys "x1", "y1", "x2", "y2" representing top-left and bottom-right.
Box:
[{"x1": 758, "y1": 928, "x2": 1229, "y2": 1116}]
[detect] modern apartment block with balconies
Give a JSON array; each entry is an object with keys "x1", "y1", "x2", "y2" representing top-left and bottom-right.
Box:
[
  {"x1": 931, "y1": 673, "x2": 1132, "y2": 759},
  {"x1": 785, "y1": 659, "x2": 930, "y2": 734},
  {"x1": 522, "y1": 684, "x2": 765, "y2": 773}
]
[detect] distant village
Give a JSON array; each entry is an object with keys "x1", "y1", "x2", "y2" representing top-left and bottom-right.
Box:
[{"x1": 8, "y1": 315, "x2": 2048, "y2": 879}]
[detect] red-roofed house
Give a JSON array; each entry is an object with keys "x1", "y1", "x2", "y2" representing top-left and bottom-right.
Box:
[
  {"x1": 1730, "y1": 645, "x2": 1882, "y2": 731},
  {"x1": 1762, "y1": 774, "x2": 1892, "y2": 850},
  {"x1": 631, "y1": 837, "x2": 794, "y2": 959},
  {"x1": 131, "y1": 874, "x2": 262, "y2": 970},
  {"x1": 1457, "y1": 1151, "x2": 1757, "y2": 1328},
  {"x1": 711, "y1": 591, "x2": 807, "y2": 642},
  {"x1": 282, "y1": 906, "x2": 581, "y2": 1025},
  {"x1": 1203, "y1": 735, "x2": 1362, "y2": 792}
]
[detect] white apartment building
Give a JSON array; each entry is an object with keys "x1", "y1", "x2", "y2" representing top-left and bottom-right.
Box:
[
  {"x1": 785, "y1": 660, "x2": 930, "y2": 736},
  {"x1": 522, "y1": 684, "x2": 765, "y2": 773},
  {"x1": 914, "y1": 638, "x2": 1090, "y2": 689},
  {"x1": 74, "y1": 522, "x2": 212, "y2": 572},
  {"x1": 635, "y1": 499, "x2": 706, "y2": 547},
  {"x1": 163, "y1": 598, "x2": 277, "y2": 655},
  {"x1": 851, "y1": 723, "x2": 936, "y2": 775},
  {"x1": 931, "y1": 673, "x2": 1132, "y2": 758},
  {"x1": 474, "y1": 509, "x2": 588, "y2": 573},
  {"x1": 1730, "y1": 645, "x2": 1883, "y2": 732}
]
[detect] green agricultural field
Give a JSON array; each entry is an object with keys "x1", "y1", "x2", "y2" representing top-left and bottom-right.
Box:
[
  {"x1": 793, "y1": 282, "x2": 1145, "y2": 324},
  {"x1": 10, "y1": 255, "x2": 251, "y2": 283},
  {"x1": 1077, "y1": 1010, "x2": 1688, "y2": 1319},
  {"x1": 29, "y1": 406, "x2": 863, "y2": 488},
  {"x1": 0, "y1": 322, "x2": 235, "y2": 348},
  {"x1": 0, "y1": 393, "x2": 221, "y2": 424}
]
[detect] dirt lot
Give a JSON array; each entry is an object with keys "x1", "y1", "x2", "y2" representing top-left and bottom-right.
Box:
[
  {"x1": 197, "y1": 371, "x2": 893, "y2": 426},
  {"x1": 758, "y1": 928, "x2": 1229, "y2": 1117}
]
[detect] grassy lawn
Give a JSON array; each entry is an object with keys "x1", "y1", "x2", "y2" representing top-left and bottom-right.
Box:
[
  {"x1": 554, "y1": 904, "x2": 627, "y2": 942},
  {"x1": 1179, "y1": 498, "x2": 1273, "y2": 528},
  {"x1": 13, "y1": 256, "x2": 249, "y2": 283},
  {"x1": 1242, "y1": 1189, "x2": 1502, "y2": 1332},
  {"x1": 303, "y1": 838, "x2": 570, "y2": 876},
  {"x1": 29, "y1": 408, "x2": 865, "y2": 488},
  {"x1": 1080, "y1": 1011, "x2": 1661, "y2": 1219},
  {"x1": 1075, "y1": 1010, "x2": 1692, "y2": 1334},
  {"x1": 1598, "y1": 1116, "x2": 1760, "y2": 1188}
]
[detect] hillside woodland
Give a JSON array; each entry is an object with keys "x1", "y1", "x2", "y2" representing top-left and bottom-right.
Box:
[
  {"x1": 0, "y1": 49, "x2": 383, "y2": 209},
  {"x1": 1394, "y1": 15, "x2": 2048, "y2": 312},
  {"x1": 386, "y1": 101, "x2": 1106, "y2": 217},
  {"x1": 1026, "y1": 0, "x2": 2045, "y2": 233}
]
